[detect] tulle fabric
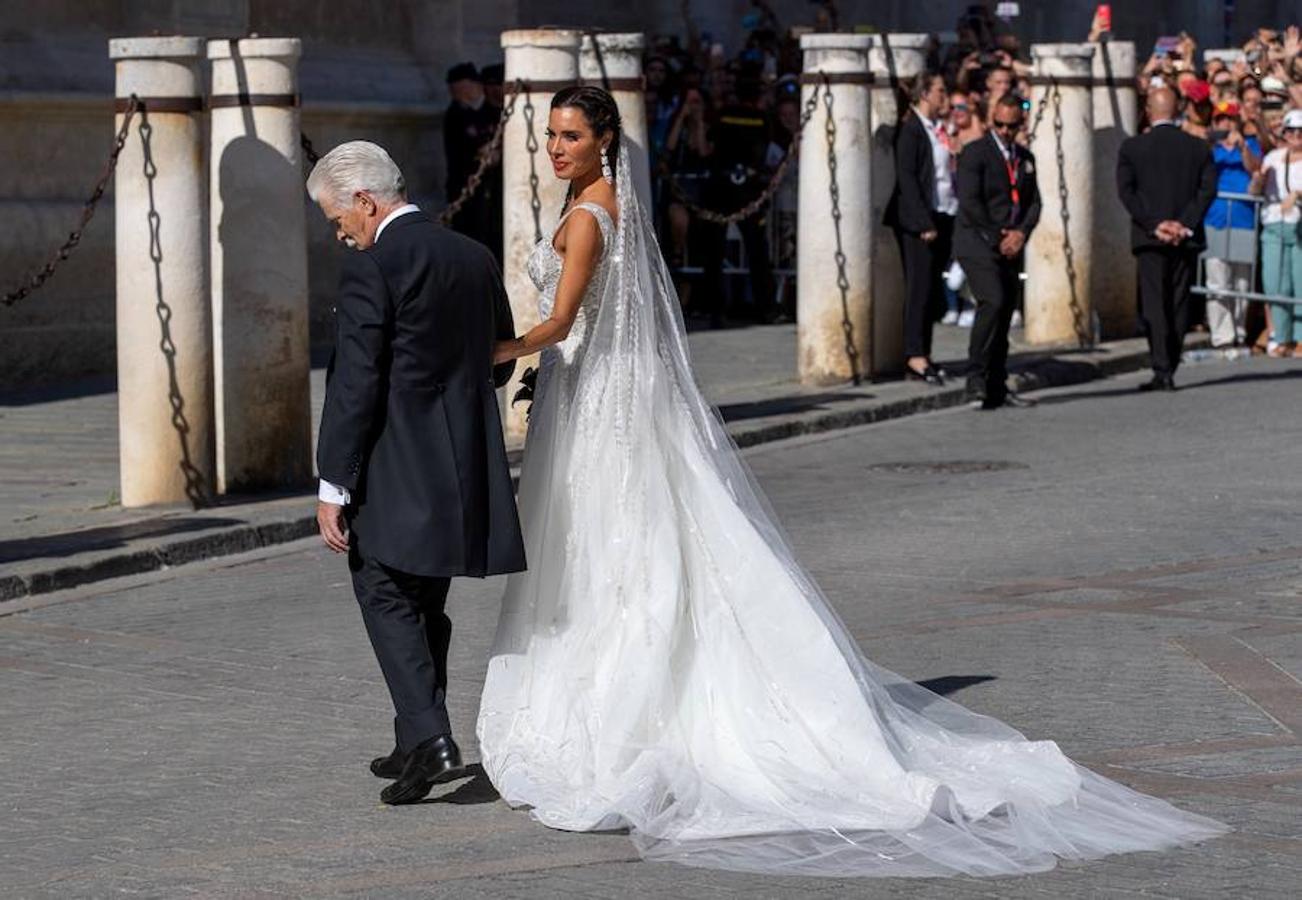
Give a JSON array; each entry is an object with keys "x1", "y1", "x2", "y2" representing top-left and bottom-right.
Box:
[{"x1": 475, "y1": 139, "x2": 1227, "y2": 876}]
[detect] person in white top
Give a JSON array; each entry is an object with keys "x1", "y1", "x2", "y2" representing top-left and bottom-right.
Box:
[{"x1": 1253, "y1": 108, "x2": 1302, "y2": 355}]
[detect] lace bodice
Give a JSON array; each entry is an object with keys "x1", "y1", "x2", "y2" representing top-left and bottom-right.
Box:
[{"x1": 526, "y1": 202, "x2": 616, "y2": 362}]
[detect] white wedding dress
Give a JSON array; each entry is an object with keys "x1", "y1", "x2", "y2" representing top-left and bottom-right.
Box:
[{"x1": 476, "y1": 140, "x2": 1226, "y2": 877}]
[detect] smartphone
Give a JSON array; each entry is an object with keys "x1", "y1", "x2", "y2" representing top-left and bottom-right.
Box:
[
  {"x1": 1154, "y1": 35, "x2": 1180, "y2": 57},
  {"x1": 1095, "y1": 4, "x2": 1112, "y2": 34},
  {"x1": 1209, "y1": 129, "x2": 1229, "y2": 143}
]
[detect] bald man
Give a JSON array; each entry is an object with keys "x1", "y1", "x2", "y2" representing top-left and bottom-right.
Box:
[{"x1": 1116, "y1": 88, "x2": 1217, "y2": 390}]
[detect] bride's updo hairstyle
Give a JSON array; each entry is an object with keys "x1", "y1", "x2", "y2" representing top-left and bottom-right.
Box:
[{"x1": 550, "y1": 85, "x2": 622, "y2": 178}]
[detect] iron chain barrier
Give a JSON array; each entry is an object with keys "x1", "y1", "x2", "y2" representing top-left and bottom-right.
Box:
[
  {"x1": 3, "y1": 94, "x2": 141, "y2": 308},
  {"x1": 819, "y1": 78, "x2": 861, "y2": 385},
  {"x1": 665, "y1": 82, "x2": 821, "y2": 227},
  {"x1": 1045, "y1": 80, "x2": 1091, "y2": 348}
]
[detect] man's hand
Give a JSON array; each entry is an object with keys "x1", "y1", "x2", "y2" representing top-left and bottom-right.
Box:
[
  {"x1": 998, "y1": 228, "x2": 1026, "y2": 257},
  {"x1": 1155, "y1": 219, "x2": 1191, "y2": 244},
  {"x1": 920, "y1": 229, "x2": 939, "y2": 243},
  {"x1": 317, "y1": 501, "x2": 349, "y2": 554}
]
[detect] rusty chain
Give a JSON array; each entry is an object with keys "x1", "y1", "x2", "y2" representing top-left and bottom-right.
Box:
[
  {"x1": 821, "y1": 77, "x2": 861, "y2": 386},
  {"x1": 666, "y1": 78, "x2": 822, "y2": 226},
  {"x1": 3, "y1": 94, "x2": 141, "y2": 308},
  {"x1": 1047, "y1": 80, "x2": 1091, "y2": 348},
  {"x1": 438, "y1": 81, "x2": 520, "y2": 226},
  {"x1": 299, "y1": 80, "x2": 524, "y2": 227}
]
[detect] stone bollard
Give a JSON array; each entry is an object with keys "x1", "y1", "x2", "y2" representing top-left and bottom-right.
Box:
[
  {"x1": 1025, "y1": 44, "x2": 1096, "y2": 347},
  {"x1": 501, "y1": 28, "x2": 580, "y2": 442},
  {"x1": 1091, "y1": 40, "x2": 1138, "y2": 339},
  {"x1": 207, "y1": 37, "x2": 312, "y2": 494},
  {"x1": 579, "y1": 32, "x2": 652, "y2": 212},
  {"x1": 797, "y1": 34, "x2": 874, "y2": 385},
  {"x1": 110, "y1": 37, "x2": 215, "y2": 508},
  {"x1": 867, "y1": 34, "x2": 929, "y2": 376}
]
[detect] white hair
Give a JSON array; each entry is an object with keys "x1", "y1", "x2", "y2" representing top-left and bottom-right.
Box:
[{"x1": 306, "y1": 140, "x2": 407, "y2": 206}]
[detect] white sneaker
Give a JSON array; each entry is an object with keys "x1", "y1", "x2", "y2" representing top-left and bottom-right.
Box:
[
  {"x1": 941, "y1": 310, "x2": 959, "y2": 325},
  {"x1": 957, "y1": 309, "x2": 975, "y2": 328},
  {"x1": 1010, "y1": 309, "x2": 1023, "y2": 329}
]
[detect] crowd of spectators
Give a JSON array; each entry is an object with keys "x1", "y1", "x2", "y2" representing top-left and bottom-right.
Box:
[
  {"x1": 439, "y1": 7, "x2": 1302, "y2": 356},
  {"x1": 1128, "y1": 23, "x2": 1302, "y2": 355}
]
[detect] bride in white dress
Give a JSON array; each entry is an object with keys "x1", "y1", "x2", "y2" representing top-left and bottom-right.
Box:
[{"x1": 476, "y1": 86, "x2": 1226, "y2": 877}]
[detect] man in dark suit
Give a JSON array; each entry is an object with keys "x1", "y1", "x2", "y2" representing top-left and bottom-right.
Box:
[
  {"x1": 1116, "y1": 87, "x2": 1218, "y2": 390},
  {"x1": 443, "y1": 62, "x2": 503, "y2": 263},
  {"x1": 884, "y1": 71, "x2": 956, "y2": 385},
  {"x1": 954, "y1": 93, "x2": 1041, "y2": 409},
  {"x1": 306, "y1": 140, "x2": 525, "y2": 805}
]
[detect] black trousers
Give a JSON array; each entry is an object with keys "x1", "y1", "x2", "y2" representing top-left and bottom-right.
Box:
[
  {"x1": 350, "y1": 548, "x2": 453, "y2": 751},
  {"x1": 959, "y1": 252, "x2": 1021, "y2": 400},
  {"x1": 1136, "y1": 247, "x2": 1197, "y2": 376},
  {"x1": 701, "y1": 184, "x2": 776, "y2": 321},
  {"x1": 896, "y1": 214, "x2": 955, "y2": 358}
]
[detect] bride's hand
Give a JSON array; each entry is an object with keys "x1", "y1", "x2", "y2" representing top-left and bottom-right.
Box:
[{"x1": 493, "y1": 339, "x2": 520, "y2": 365}]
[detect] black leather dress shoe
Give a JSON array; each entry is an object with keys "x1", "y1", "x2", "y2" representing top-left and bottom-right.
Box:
[
  {"x1": 380, "y1": 734, "x2": 467, "y2": 805},
  {"x1": 1138, "y1": 374, "x2": 1176, "y2": 392},
  {"x1": 370, "y1": 746, "x2": 407, "y2": 780},
  {"x1": 905, "y1": 361, "x2": 946, "y2": 386}
]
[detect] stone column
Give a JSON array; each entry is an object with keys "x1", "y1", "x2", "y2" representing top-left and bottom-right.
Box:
[
  {"x1": 207, "y1": 37, "x2": 312, "y2": 495},
  {"x1": 110, "y1": 37, "x2": 214, "y2": 508},
  {"x1": 501, "y1": 29, "x2": 580, "y2": 442},
  {"x1": 797, "y1": 34, "x2": 874, "y2": 385},
  {"x1": 1091, "y1": 40, "x2": 1138, "y2": 339},
  {"x1": 867, "y1": 34, "x2": 929, "y2": 376},
  {"x1": 1025, "y1": 44, "x2": 1096, "y2": 347},
  {"x1": 579, "y1": 32, "x2": 652, "y2": 212}
]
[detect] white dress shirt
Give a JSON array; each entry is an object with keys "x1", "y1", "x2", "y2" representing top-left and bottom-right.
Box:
[
  {"x1": 317, "y1": 203, "x2": 421, "y2": 506},
  {"x1": 913, "y1": 107, "x2": 958, "y2": 215}
]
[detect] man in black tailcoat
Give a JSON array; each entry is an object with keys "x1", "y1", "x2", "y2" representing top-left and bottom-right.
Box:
[{"x1": 307, "y1": 140, "x2": 524, "y2": 806}]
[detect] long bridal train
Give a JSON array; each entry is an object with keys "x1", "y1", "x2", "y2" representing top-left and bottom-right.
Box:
[{"x1": 476, "y1": 137, "x2": 1227, "y2": 877}]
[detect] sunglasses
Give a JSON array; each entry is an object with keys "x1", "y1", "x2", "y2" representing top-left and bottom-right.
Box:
[
  {"x1": 992, "y1": 120, "x2": 1021, "y2": 131},
  {"x1": 952, "y1": 103, "x2": 970, "y2": 111}
]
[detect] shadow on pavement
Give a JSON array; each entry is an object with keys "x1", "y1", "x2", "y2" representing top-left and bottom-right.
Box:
[
  {"x1": 913, "y1": 675, "x2": 998, "y2": 697},
  {"x1": 430, "y1": 764, "x2": 500, "y2": 805},
  {"x1": 718, "y1": 392, "x2": 865, "y2": 422},
  {"x1": 0, "y1": 516, "x2": 245, "y2": 564},
  {"x1": 1035, "y1": 364, "x2": 1302, "y2": 406}
]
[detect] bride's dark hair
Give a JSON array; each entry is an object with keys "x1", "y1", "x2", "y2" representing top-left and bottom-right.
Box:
[{"x1": 551, "y1": 85, "x2": 622, "y2": 177}]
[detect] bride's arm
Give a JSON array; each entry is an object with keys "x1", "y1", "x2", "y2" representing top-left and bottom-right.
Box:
[{"x1": 494, "y1": 210, "x2": 603, "y2": 364}]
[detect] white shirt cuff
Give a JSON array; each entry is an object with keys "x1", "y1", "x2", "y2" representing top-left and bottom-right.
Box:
[{"x1": 318, "y1": 479, "x2": 351, "y2": 506}]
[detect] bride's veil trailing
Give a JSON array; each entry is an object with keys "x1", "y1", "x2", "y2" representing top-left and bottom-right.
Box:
[{"x1": 481, "y1": 136, "x2": 1225, "y2": 877}]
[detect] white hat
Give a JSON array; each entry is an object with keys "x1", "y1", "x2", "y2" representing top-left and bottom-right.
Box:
[
  {"x1": 1284, "y1": 108, "x2": 1302, "y2": 130},
  {"x1": 1261, "y1": 75, "x2": 1289, "y2": 96}
]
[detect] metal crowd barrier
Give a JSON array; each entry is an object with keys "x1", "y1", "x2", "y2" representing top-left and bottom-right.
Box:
[{"x1": 1193, "y1": 190, "x2": 1302, "y2": 307}]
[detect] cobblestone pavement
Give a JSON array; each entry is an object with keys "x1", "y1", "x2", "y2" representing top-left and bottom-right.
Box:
[
  {"x1": 2, "y1": 357, "x2": 1300, "y2": 898},
  {"x1": 0, "y1": 322, "x2": 1088, "y2": 547}
]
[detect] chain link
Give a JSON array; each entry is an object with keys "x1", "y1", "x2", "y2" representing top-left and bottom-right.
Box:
[
  {"x1": 1047, "y1": 81, "x2": 1091, "y2": 348},
  {"x1": 438, "y1": 81, "x2": 519, "y2": 226},
  {"x1": 521, "y1": 88, "x2": 545, "y2": 244},
  {"x1": 821, "y1": 78, "x2": 861, "y2": 386},
  {"x1": 666, "y1": 80, "x2": 822, "y2": 226},
  {"x1": 3, "y1": 94, "x2": 141, "y2": 308},
  {"x1": 1027, "y1": 84, "x2": 1049, "y2": 143},
  {"x1": 138, "y1": 110, "x2": 211, "y2": 509},
  {"x1": 300, "y1": 131, "x2": 320, "y2": 166}
]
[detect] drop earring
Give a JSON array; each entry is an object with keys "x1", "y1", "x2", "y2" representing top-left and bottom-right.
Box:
[{"x1": 600, "y1": 147, "x2": 613, "y2": 184}]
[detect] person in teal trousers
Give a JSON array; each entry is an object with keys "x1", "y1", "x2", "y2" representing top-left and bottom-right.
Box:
[{"x1": 1254, "y1": 109, "x2": 1302, "y2": 356}]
